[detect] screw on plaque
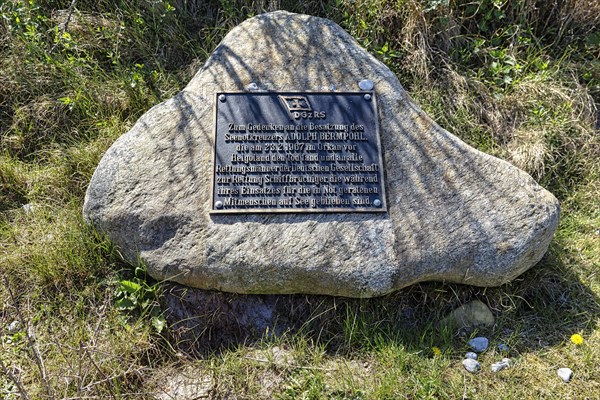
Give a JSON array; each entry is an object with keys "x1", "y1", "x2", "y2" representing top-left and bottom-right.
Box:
[
  {"x1": 218, "y1": 94, "x2": 226, "y2": 102},
  {"x1": 364, "y1": 94, "x2": 372, "y2": 101},
  {"x1": 358, "y1": 79, "x2": 374, "y2": 91},
  {"x1": 215, "y1": 201, "x2": 224, "y2": 209},
  {"x1": 373, "y1": 199, "x2": 382, "y2": 207}
]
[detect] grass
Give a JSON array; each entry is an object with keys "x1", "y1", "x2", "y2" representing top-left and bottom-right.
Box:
[{"x1": 1, "y1": 0, "x2": 599, "y2": 398}]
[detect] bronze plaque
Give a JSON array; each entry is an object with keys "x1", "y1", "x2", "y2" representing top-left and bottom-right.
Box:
[{"x1": 210, "y1": 92, "x2": 387, "y2": 213}]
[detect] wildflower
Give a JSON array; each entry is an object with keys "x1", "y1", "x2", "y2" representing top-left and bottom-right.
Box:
[
  {"x1": 570, "y1": 334, "x2": 584, "y2": 345},
  {"x1": 432, "y1": 346, "x2": 442, "y2": 356}
]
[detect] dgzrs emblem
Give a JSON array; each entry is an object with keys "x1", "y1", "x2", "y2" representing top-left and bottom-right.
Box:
[{"x1": 279, "y1": 95, "x2": 326, "y2": 120}]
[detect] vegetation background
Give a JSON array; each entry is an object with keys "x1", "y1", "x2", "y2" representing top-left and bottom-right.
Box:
[{"x1": 1, "y1": 0, "x2": 598, "y2": 398}]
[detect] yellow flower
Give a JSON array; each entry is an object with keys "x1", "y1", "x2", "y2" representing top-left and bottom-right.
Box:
[
  {"x1": 570, "y1": 334, "x2": 584, "y2": 345},
  {"x1": 432, "y1": 346, "x2": 442, "y2": 356}
]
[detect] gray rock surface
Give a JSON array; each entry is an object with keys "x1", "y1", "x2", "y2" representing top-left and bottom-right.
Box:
[
  {"x1": 462, "y1": 359, "x2": 481, "y2": 373},
  {"x1": 83, "y1": 11, "x2": 560, "y2": 297},
  {"x1": 465, "y1": 352, "x2": 478, "y2": 360},
  {"x1": 468, "y1": 337, "x2": 489, "y2": 352}
]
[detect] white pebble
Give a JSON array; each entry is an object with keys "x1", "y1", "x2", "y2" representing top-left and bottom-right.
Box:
[
  {"x1": 491, "y1": 358, "x2": 510, "y2": 372},
  {"x1": 465, "y1": 352, "x2": 478, "y2": 360},
  {"x1": 8, "y1": 320, "x2": 20, "y2": 333},
  {"x1": 468, "y1": 337, "x2": 489, "y2": 352},
  {"x1": 557, "y1": 368, "x2": 573, "y2": 382},
  {"x1": 462, "y1": 358, "x2": 481, "y2": 373}
]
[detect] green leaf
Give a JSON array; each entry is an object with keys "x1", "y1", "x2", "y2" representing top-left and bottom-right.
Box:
[
  {"x1": 585, "y1": 32, "x2": 600, "y2": 47},
  {"x1": 140, "y1": 299, "x2": 150, "y2": 309},
  {"x1": 115, "y1": 297, "x2": 136, "y2": 310},
  {"x1": 58, "y1": 96, "x2": 73, "y2": 105},
  {"x1": 119, "y1": 280, "x2": 141, "y2": 294},
  {"x1": 152, "y1": 315, "x2": 166, "y2": 333}
]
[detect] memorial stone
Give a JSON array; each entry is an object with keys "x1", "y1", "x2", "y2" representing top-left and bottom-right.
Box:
[{"x1": 83, "y1": 11, "x2": 560, "y2": 298}]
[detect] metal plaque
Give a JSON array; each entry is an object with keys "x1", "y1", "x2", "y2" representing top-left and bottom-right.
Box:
[{"x1": 210, "y1": 92, "x2": 387, "y2": 213}]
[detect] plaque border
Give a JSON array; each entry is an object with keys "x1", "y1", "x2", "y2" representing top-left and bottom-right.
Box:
[{"x1": 209, "y1": 91, "x2": 387, "y2": 214}]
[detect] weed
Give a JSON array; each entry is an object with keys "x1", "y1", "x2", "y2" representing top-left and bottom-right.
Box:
[{"x1": 115, "y1": 264, "x2": 166, "y2": 334}]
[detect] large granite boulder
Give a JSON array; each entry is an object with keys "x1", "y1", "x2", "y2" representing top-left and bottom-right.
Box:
[{"x1": 83, "y1": 11, "x2": 559, "y2": 298}]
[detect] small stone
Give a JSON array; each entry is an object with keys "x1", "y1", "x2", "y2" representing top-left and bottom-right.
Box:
[
  {"x1": 557, "y1": 368, "x2": 573, "y2": 382},
  {"x1": 8, "y1": 320, "x2": 20, "y2": 333},
  {"x1": 497, "y1": 343, "x2": 509, "y2": 352},
  {"x1": 468, "y1": 337, "x2": 489, "y2": 352},
  {"x1": 491, "y1": 358, "x2": 510, "y2": 372},
  {"x1": 441, "y1": 300, "x2": 495, "y2": 329},
  {"x1": 465, "y1": 352, "x2": 478, "y2": 360},
  {"x1": 246, "y1": 82, "x2": 259, "y2": 91},
  {"x1": 22, "y1": 203, "x2": 34, "y2": 214},
  {"x1": 358, "y1": 79, "x2": 374, "y2": 90},
  {"x1": 462, "y1": 358, "x2": 480, "y2": 373}
]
